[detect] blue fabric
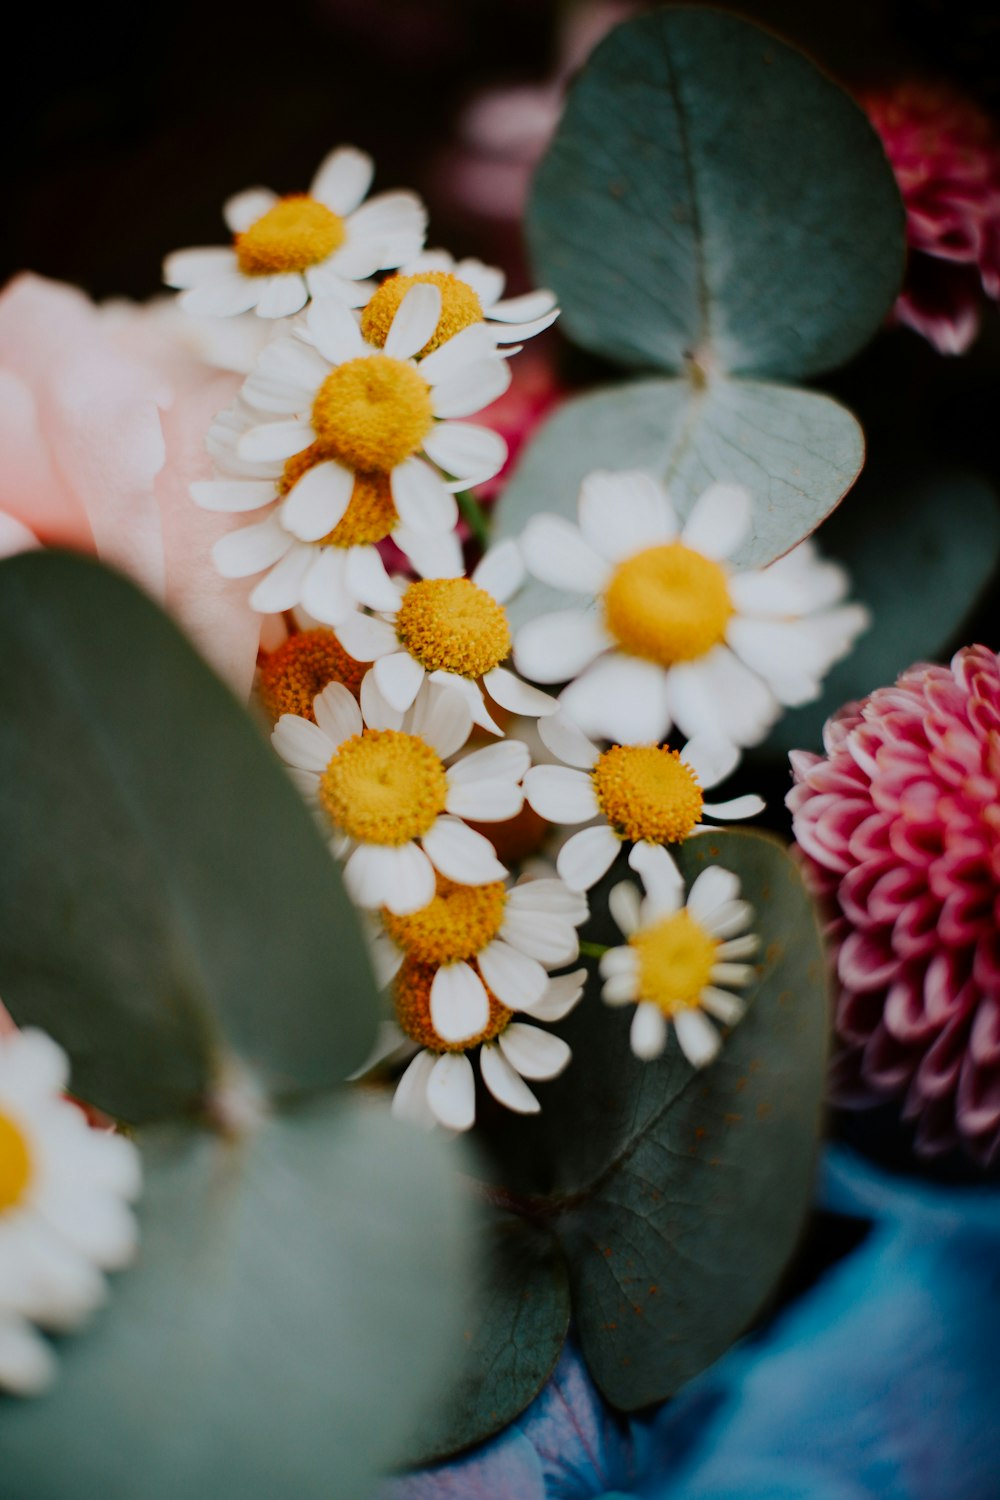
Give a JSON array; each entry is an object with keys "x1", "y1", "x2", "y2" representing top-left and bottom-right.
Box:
[{"x1": 386, "y1": 1150, "x2": 1000, "y2": 1500}]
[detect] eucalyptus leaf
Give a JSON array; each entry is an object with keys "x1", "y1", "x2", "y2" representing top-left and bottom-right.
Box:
[
  {"x1": 529, "y1": 7, "x2": 904, "y2": 379},
  {"x1": 757, "y1": 465, "x2": 1000, "y2": 758},
  {"x1": 493, "y1": 376, "x2": 864, "y2": 624},
  {"x1": 0, "y1": 1099, "x2": 471, "y2": 1500},
  {"x1": 0, "y1": 551, "x2": 378, "y2": 1122},
  {"x1": 412, "y1": 1211, "x2": 571, "y2": 1465}
]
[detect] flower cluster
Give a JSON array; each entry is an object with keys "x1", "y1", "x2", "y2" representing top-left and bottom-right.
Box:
[{"x1": 168, "y1": 145, "x2": 871, "y2": 1135}]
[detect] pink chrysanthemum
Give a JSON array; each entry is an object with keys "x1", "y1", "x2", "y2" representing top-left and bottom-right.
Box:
[
  {"x1": 861, "y1": 82, "x2": 1000, "y2": 355},
  {"x1": 788, "y1": 645, "x2": 1000, "y2": 1164}
]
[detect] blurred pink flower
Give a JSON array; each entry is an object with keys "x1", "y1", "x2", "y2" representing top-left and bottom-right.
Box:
[
  {"x1": 788, "y1": 646, "x2": 1000, "y2": 1163},
  {"x1": 862, "y1": 82, "x2": 1000, "y2": 354},
  {"x1": 0, "y1": 274, "x2": 262, "y2": 698}
]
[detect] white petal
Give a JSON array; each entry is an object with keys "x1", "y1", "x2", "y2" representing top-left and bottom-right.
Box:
[
  {"x1": 448, "y1": 738, "x2": 529, "y2": 785},
  {"x1": 271, "y1": 714, "x2": 334, "y2": 772},
  {"x1": 163, "y1": 246, "x2": 237, "y2": 288},
  {"x1": 700, "y1": 987, "x2": 747, "y2": 1026},
  {"x1": 190, "y1": 478, "x2": 276, "y2": 513},
  {"x1": 630, "y1": 1003, "x2": 668, "y2": 1060},
  {"x1": 427, "y1": 1052, "x2": 476, "y2": 1130},
  {"x1": 729, "y1": 548, "x2": 849, "y2": 616},
  {"x1": 710, "y1": 962, "x2": 755, "y2": 987},
  {"x1": 0, "y1": 1316, "x2": 58, "y2": 1396},
  {"x1": 665, "y1": 648, "x2": 778, "y2": 749},
  {"x1": 248, "y1": 545, "x2": 313, "y2": 612},
  {"x1": 255, "y1": 273, "x2": 308, "y2": 320},
  {"x1": 579, "y1": 471, "x2": 675, "y2": 561},
  {"x1": 345, "y1": 842, "x2": 435, "y2": 915},
  {"x1": 329, "y1": 240, "x2": 391, "y2": 281},
  {"x1": 281, "y1": 461, "x2": 354, "y2": 541},
  {"x1": 608, "y1": 880, "x2": 642, "y2": 937},
  {"x1": 422, "y1": 422, "x2": 506, "y2": 485},
  {"x1": 181, "y1": 275, "x2": 260, "y2": 318},
  {"x1": 487, "y1": 310, "x2": 559, "y2": 343},
  {"x1": 523, "y1": 765, "x2": 597, "y2": 824},
  {"x1": 430, "y1": 963, "x2": 490, "y2": 1043},
  {"x1": 391, "y1": 1049, "x2": 438, "y2": 1129},
  {"x1": 489, "y1": 289, "x2": 557, "y2": 323},
  {"x1": 600, "y1": 944, "x2": 640, "y2": 979},
  {"x1": 537, "y1": 711, "x2": 600, "y2": 770},
  {"x1": 469, "y1": 539, "x2": 522, "y2": 603},
  {"x1": 301, "y1": 548, "x2": 354, "y2": 625},
  {"x1": 395, "y1": 527, "x2": 464, "y2": 581},
  {"x1": 313, "y1": 682, "x2": 363, "y2": 746},
  {"x1": 212, "y1": 515, "x2": 292, "y2": 578},
  {"x1": 603, "y1": 971, "x2": 641, "y2": 1005},
  {"x1": 522, "y1": 969, "x2": 586, "y2": 1022},
  {"x1": 498, "y1": 1023, "x2": 570, "y2": 1080},
  {"x1": 336, "y1": 612, "x2": 398, "y2": 662},
  {"x1": 223, "y1": 187, "x2": 278, "y2": 233},
  {"x1": 347, "y1": 190, "x2": 426, "y2": 243},
  {"x1": 519, "y1": 515, "x2": 609, "y2": 595},
  {"x1": 310, "y1": 146, "x2": 374, "y2": 215},
  {"x1": 242, "y1": 335, "x2": 330, "y2": 414},
  {"x1": 409, "y1": 681, "x2": 473, "y2": 760},
  {"x1": 498, "y1": 909, "x2": 578, "y2": 967},
  {"x1": 345, "y1": 545, "x2": 403, "y2": 611},
  {"x1": 559, "y1": 654, "x2": 670, "y2": 742},
  {"x1": 702, "y1": 794, "x2": 765, "y2": 822},
  {"x1": 556, "y1": 825, "x2": 621, "y2": 891},
  {"x1": 479, "y1": 1043, "x2": 540, "y2": 1114},
  {"x1": 680, "y1": 735, "x2": 740, "y2": 791},
  {"x1": 238, "y1": 419, "x2": 315, "y2": 463},
  {"x1": 385, "y1": 284, "x2": 442, "y2": 360},
  {"x1": 513, "y1": 611, "x2": 611, "y2": 685},
  {"x1": 701, "y1": 900, "x2": 755, "y2": 941},
  {"x1": 484, "y1": 668, "x2": 557, "y2": 719},
  {"x1": 446, "y1": 778, "x2": 523, "y2": 822},
  {"x1": 306, "y1": 297, "x2": 366, "y2": 365},
  {"x1": 374, "y1": 651, "x2": 426, "y2": 711},
  {"x1": 716, "y1": 933, "x2": 760, "y2": 959},
  {"x1": 360, "y1": 670, "x2": 405, "y2": 730},
  {"x1": 680, "y1": 484, "x2": 751, "y2": 559},
  {"x1": 477, "y1": 940, "x2": 548, "y2": 1011},
  {"x1": 628, "y1": 843, "x2": 683, "y2": 916},
  {"x1": 688, "y1": 865, "x2": 741, "y2": 922},
  {"x1": 454, "y1": 257, "x2": 505, "y2": 306},
  {"x1": 422, "y1": 817, "x2": 506, "y2": 884},
  {"x1": 391, "y1": 458, "x2": 458, "y2": 533},
  {"x1": 506, "y1": 879, "x2": 588, "y2": 921},
  {"x1": 418, "y1": 323, "x2": 498, "y2": 384},
  {"x1": 432, "y1": 357, "x2": 511, "y2": 418},
  {"x1": 673, "y1": 1008, "x2": 721, "y2": 1068}
]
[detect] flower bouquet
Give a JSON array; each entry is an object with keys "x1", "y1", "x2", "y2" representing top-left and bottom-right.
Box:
[{"x1": 1, "y1": 6, "x2": 998, "y2": 1497}]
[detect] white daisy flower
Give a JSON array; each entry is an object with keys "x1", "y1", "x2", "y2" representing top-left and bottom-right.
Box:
[
  {"x1": 523, "y1": 712, "x2": 765, "y2": 892},
  {"x1": 163, "y1": 145, "x2": 426, "y2": 319},
  {"x1": 272, "y1": 677, "x2": 528, "y2": 916},
  {"x1": 371, "y1": 867, "x2": 588, "y2": 1044},
  {"x1": 359, "y1": 248, "x2": 559, "y2": 354},
  {"x1": 334, "y1": 538, "x2": 557, "y2": 735},
  {"x1": 198, "y1": 286, "x2": 511, "y2": 619},
  {"x1": 600, "y1": 844, "x2": 759, "y2": 1068},
  {"x1": 0, "y1": 1028, "x2": 142, "y2": 1397},
  {"x1": 388, "y1": 965, "x2": 586, "y2": 1132},
  {"x1": 514, "y1": 471, "x2": 870, "y2": 748}
]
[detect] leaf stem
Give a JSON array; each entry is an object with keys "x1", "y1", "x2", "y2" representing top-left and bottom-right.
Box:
[
  {"x1": 579, "y1": 940, "x2": 610, "y2": 959},
  {"x1": 457, "y1": 489, "x2": 491, "y2": 550}
]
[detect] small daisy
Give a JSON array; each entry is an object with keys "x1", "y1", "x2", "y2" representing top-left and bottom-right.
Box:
[
  {"x1": 523, "y1": 712, "x2": 765, "y2": 891},
  {"x1": 272, "y1": 677, "x2": 528, "y2": 915},
  {"x1": 334, "y1": 539, "x2": 557, "y2": 734},
  {"x1": 359, "y1": 248, "x2": 559, "y2": 355},
  {"x1": 199, "y1": 287, "x2": 510, "y2": 619},
  {"x1": 0, "y1": 1028, "x2": 142, "y2": 1397},
  {"x1": 600, "y1": 844, "x2": 759, "y2": 1068},
  {"x1": 389, "y1": 962, "x2": 586, "y2": 1131},
  {"x1": 371, "y1": 868, "x2": 588, "y2": 1044},
  {"x1": 514, "y1": 471, "x2": 869, "y2": 748},
  {"x1": 163, "y1": 145, "x2": 426, "y2": 319}
]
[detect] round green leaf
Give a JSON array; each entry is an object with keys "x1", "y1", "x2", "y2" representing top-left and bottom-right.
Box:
[
  {"x1": 758, "y1": 465, "x2": 1000, "y2": 758},
  {"x1": 0, "y1": 551, "x2": 378, "y2": 1122},
  {"x1": 529, "y1": 7, "x2": 904, "y2": 378},
  {"x1": 0, "y1": 1100, "x2": 471, "y2": 1500},
  {"x1": 493, "y1": 376, "x2": 864, "y2": 622}
]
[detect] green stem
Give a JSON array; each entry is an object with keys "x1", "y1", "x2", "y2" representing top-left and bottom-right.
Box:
[
  {"x1": 578, "y1": 940, "x2": 610, "y2": 960},
  {"x1": 457, "y1": 489, "x2": 491, "y2": 550}
]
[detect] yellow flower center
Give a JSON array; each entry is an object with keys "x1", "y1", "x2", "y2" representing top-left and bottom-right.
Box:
[
  {"x1": 361, "y1": 271, "x2": 484, "y2": 357},
  {"x1": 259, "y1": 629, "x2": 368, "y2": 722},
  {"x1": 394, "y1": 958, "x2": 513, "y2": 1052},
  {"x1": 280, "y1": 452, "x2": 400, "y2": 547},
  {"x1": 593, "y1": 744, "x2": 703, "y2": 844},
  {"x1": 311, "y1": 357, "x2": 434, "y2": 475},
  {"x1": 382, "y1": 876, "x2": 507, "y2": 965},
  {"x1": 235, "y1": 195, "x2": 346, "y2": 276},
  {"x1": 630, "y1": 910, "x2": 718, "y2": 1016},
  {"x1": 320, "y1": 730, "x2": 448, "y2": 845},
  {"x1": 0, "y1": 1111, "x2": 32, "y2": 1214},
  {"x1": 603, "y1": 543, "x2": 732, "y2": 666},
  {"x1": 396, "y1": 578, "x2": 511, "y2": 678}
]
